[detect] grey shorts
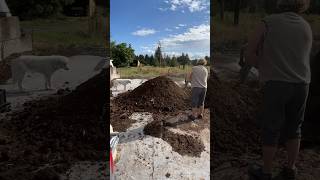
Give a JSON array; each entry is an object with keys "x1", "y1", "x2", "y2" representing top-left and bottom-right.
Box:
[
  {"x1": 191, "y1": 87, "x2": 207, "y2": 108},
  {"x1": 260, "y1": 81, "x2": 309, "y2": 145}
]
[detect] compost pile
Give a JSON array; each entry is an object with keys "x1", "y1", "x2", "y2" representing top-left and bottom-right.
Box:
[
  {"x1": 144, "y1": 118, "x2": 205, "y2": 157},
  {"x1": 208, "y1": 73, "x2": 263, "y2": 155},
  {"x1": 111, "y1": 76, "x2": 190, "y2": 132},
  {"x1": 115, "y1": 76, "x2": 189, "y2": 112},
  {"x1": 0, "y1": 70, "x2": 107, "y2": 179}
]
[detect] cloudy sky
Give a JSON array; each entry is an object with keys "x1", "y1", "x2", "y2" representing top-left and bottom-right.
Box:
[{"x1": 111, "y1": 0, "x2": 210, "y2": 59}]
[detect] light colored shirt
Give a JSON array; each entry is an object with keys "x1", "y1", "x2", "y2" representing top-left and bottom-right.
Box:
[
  {"x1": 191, "y1": 65, "x2": 208, "y2": 88},
  {"x1": 259, "y1": 12, "x2": 313, "y2": 83}
]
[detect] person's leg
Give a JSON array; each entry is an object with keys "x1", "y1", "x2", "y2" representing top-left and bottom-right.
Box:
[
  {"x1": 286, "y1": 139, "x2": 300, "y2": 169},
  {"x1": 197, "y1": 88, "x2": 206, "y2": 118},
  {"x1": 262, "y1": 145, "x2": 278, "y2": 174},
  {"x1": 190, "y1": 88, "x2": 200, "y2": 119},
  {"x1": 284, "y1": 83, "x2": 309, "y2": 171},
  {"x1": 260, "y1": 81, "x2": 289, "y2": 175}
]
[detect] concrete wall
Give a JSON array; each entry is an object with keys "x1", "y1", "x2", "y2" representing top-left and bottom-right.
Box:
[{"x1": 0, "y1": 16, "x2": 32, "y2": 61}]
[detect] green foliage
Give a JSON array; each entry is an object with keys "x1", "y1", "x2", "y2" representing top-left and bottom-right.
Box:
[
  {"x1": 111, "y1": 41, "x2": 135, "y2": 67},
  {"x1": 169, "y1": 56, "x2": 178, "y2": 67},
  {"x1": 7, "y1": 0, "x2": 75, "y2": 19},
  {"x1": 154, "y1": 44, "x2": 164, "y2": 67}
]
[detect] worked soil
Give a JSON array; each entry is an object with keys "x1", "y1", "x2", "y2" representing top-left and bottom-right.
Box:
[
  {"x1": 0, "y1": 69, "x2": 107, "y2": 180},
  {"x1": 111, "y1": 76, "x2": 190, "y2": 132},
  {"x1": 208, "y1": 73, "x2": 263, "y2": 155},
  {"x1": 144, "y1": 117, "x2": 205, "y2": 157},
  {"x1": 114, "y1": 76, "x2": 189, "y2": 113}
]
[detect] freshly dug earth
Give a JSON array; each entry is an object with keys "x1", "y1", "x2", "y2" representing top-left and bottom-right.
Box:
[
  {"x1": 144, "y1": 119, "x2": 205, "y2": 157},
  {"x1": 111, "y1": 76, "x2": 190, "y2": 132},
  {"x1": 114, "y1": 76, "x2": 189, "y2": 112},
  {"x1": 0, "y1": 69, "x2": 107, "y2": 180},
  {"x1": 208, "y1": 73, "x2": 263, "y2": 155}
]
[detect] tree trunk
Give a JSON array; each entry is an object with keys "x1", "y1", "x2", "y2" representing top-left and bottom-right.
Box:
[
  {"x1": 234, "y1": 0, "x2": 241, "y2": 26},
  {"x1": 220, "y1": 0, "x2": 225, "y2": 21}
]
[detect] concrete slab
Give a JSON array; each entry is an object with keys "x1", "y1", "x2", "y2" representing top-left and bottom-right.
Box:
[{"x1": 114, "y1": 112, "x2": 210, "y2": 180}]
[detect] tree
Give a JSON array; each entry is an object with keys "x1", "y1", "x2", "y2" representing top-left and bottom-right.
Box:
[
  {"x1": 234, "y1": 0, "x2": 241, "y2": 25},
  {"x1": 138, "y1": 54, "x2": 146, "y2": 64},
  {"x1": 111, "y1": 41, "x2": 135, "y2": 67},
  {"x1": 169, "y1": 56, "x2": 178, "y2": 67},
  {"x1": 219, "y1": 0, "x2": 225, "y2": 21},
  {"x1": 205, "y1": 56, "x2": 210, "y2": 66},
  {"x1": 154, "y1": 42, "x2": 164, "y2": 67},
  {"x1": 7, "y1": 0, "x2": 75, "y2": 19}
]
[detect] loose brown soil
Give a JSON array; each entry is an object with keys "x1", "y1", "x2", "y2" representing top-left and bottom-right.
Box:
[
  {"x1": 114, "y1": 76, "x2": 189, "y2": 113},
  {"x1": 210, "y1": 65, "x2": 320, "y2": 179},
  {"x1": 208, "y1": 73, "x2": 263, "y2": 155},
  {"x1": 111, "y1": 76, "x2": 190, "y2": 132},
  {"x1": 0, "y1": 69, "x2": 107, "y2": 180},
  {"x1": 111, "y1": 76, "x2": 206, "y2": 157},
  {"x1": 144, "y1": 117, "x2": 205, "y2": 157}
]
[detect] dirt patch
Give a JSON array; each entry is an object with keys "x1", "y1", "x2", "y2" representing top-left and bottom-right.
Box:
[
  {"x1": 0, "y1": 69, "x2": 107, "y2": 179},
  {"x1": 144, "y1": 114, "x2": 205, "y2": 157},
  {"x1": 207, "y1": 73, "x2": 263, "y2": 155},
  {"x1": 164, "y1": 130, "x2": 205, "y2": 157},
  {"x1": 111, "y1": 76, "x2": 190, "y2": 132}
]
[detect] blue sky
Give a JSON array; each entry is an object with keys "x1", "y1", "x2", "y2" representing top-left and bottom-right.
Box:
[{"x1": 111, "y1": 0, "x2": 210, "y2": 59}]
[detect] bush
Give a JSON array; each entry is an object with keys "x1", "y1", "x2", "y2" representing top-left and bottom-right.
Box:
[{"x1": 7, "y1": 0, "x2": 75, "y2": 20}]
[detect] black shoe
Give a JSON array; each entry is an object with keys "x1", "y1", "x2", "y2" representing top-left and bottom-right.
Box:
[
  {"x1": 248, "y1": 164, "x2": 272, "y2": 180},
  {"x1": 279, "y1": 167, "x2": 297, "y2": 180},
  {"x1": 197, "y1": 114, "x2": 203, "y2": 119}
]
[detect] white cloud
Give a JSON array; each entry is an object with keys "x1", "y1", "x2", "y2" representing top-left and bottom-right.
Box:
[
  {"x1": 160, "y1": 24, "x2": 209, "y2": 59},
  {"x1": 164, "y1": 0, "x2": 209, "y2": 13},
  {"x1": 179, "y1": 24, "x2": 186, "y2": 27},
  {"x1": 158, "y1": 7, "x2": 167, "y2": 11},
  {"x1": 175, "y1": 26, "x2": 180, "y2": 29},
  {"x1": 132, "y1": 28, "x2": 157, "y2": 36},
  {"x1": 165, "y1": 28, "x2": 172, "y2": 31}
]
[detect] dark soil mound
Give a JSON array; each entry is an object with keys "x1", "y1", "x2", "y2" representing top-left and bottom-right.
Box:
[
  {"x1": 115, "y1": 76, "x2": 189, "y2": 112},
  {"x1": 208, "y1": 73, "x2": 263, "y2": 155},
  {"x1": 0, "y1": 69, "x2": 107, "y2": 179},
  {"x1": 144, "y1": 117, "x2": 205, "y2": 157},
  {"x1": 164, "y1": 130, "x2": 205, "y2": 157},
  {"x1": 111, "y1": 76, "x2": 190, "y2": 132}
]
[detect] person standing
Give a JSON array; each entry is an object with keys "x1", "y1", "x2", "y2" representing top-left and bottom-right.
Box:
[
  {"x1": 246, "y1": 0, "x2": 312, "y2": 179},
  {"x1": 188, "y1": 59, "x2": 208, "y2": 121}
]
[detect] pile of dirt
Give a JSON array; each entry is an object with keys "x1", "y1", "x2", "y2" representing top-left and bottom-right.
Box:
[
  {"x1": 111, "y1": 76, "x2": 190, "y2": 132},
  {"x1": 114, "y1": 76, "x2": 189, "y2": 112},
  {"x1": 0, "y1": 69, "x2": 107, "y2": 179},
  {"x1": 144, "y1": 118, "x2": 205, "y2": 157},
  {"x1": 208, "y1": 73, "x2": 263, "y2": 155}
]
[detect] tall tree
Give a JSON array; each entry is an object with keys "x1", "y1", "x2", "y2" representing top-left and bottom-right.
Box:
[
  {"x1": 111, "y1": 41, "x2": 135, "y2": 67},
  {"x1": 234, "y1": 0, "x2": 241, "y2": 25},
  {"x1": 219, "y1": 0, "x2": 225, "y2": 21},
  {"x1": 154, "y1": 42, "x2": 164, "y2": 67}
]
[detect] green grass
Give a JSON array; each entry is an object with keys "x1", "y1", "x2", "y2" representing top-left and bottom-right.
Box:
[
  {"x1": 117, "y1": 65, "x2": 210, "y2": 79},
  {"x1": 213, "y1": 12, "x2": 320, "y2": 50},
  {"x1": 20, "y1": 17, "x2": 106, "y2": 49}
]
